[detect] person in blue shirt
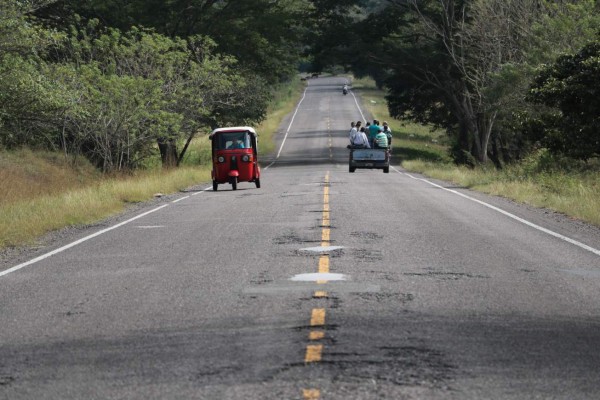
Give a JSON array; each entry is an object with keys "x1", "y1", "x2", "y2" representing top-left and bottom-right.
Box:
[{"x1": 368, "y1": 120, "x2": 381, "y2": 147}]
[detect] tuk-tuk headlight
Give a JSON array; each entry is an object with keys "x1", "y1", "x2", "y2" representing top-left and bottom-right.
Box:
[
  {"x1": 217, "y1": 156, "x2": 225, "y2": 163},
  {"x1": 242, "y1": 155, "x2": 251, "y2": 162}
]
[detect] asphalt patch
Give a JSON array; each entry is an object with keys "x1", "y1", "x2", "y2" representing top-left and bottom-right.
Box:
[{"x1": 403, "y1": 271, "x2": 488, "y2": 280}]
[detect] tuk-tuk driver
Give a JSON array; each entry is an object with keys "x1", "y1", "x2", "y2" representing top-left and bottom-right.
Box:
[{"x1": 228, "y1": 137, "x2": 245, "y2": 149}]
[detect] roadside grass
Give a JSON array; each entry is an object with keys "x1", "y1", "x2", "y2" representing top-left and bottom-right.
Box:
[
  {"x1": 0, "y1": 149, "x2": 100, "y2": 204},
  {"x1": 0, "y1": 163, "x2": 209, "y2": 248},
  {"x1": 350, "y1": 76, "x2": 600, "y2": 227},
  {"x1": 0, "y1": 79, "x2": 305, "y2": 249}
]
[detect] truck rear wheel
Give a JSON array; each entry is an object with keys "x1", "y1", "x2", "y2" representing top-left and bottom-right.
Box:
[{"x1": 349, "y1": 166, "x2": 356, "y2": 173}]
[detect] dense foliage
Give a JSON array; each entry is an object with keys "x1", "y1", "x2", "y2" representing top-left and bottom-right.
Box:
[
  {"x1": 1, "y1": 0, "x2": 599, "y2": 171},
  {"x1": 310, "y1": 0, "x2": 600, "y2": 167},
  {"x1": 0, "y1": 0, "x2": 301, "y2": 172},
  {"x1": 528, "y1": 42, "x2": 600, "y2": 160}
]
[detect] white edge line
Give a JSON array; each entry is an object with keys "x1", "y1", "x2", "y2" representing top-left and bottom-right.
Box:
[
  {"x1": 276, "y1": 87, "x2": 308, "y2": 159},
  {"x1": 192, "y1": 186, "x2": 212, "y2": 195},
  {"x1": 1, "y1": 204, "x2": 171, "y2": 278},
  {"x1": 395, "y1": 167, "x2": 600, "y2": 257},
  {"x1": 350, "y1": 89, "x2": 366, "y2": 122},
  {"x1": 265, "y1": 85, "x2": 309, "y2": 171},
  {"x1": 171, "y1": 196, "x2": 190, "y2": 203}
]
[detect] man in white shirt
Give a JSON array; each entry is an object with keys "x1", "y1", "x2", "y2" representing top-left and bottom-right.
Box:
[
  {"x1": 350, "y1": 127, "x2": 370, "y2": 148},
  {"x1": 348, "y1": 121, "x2": 357, "y2": 144}
]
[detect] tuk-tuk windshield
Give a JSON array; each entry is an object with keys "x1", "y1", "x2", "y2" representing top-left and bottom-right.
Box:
[{"x1": 216, "y1": 131, "x2": 251, "y2": 150}]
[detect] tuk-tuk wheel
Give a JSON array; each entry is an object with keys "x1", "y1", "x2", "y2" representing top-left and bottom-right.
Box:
[
  {"x1": 349, "y1": 166, "x2": 356, "y2": 173},
  {"x1": 231, "y1": 177, "x2": 237, "y2": 191},
  {"x1": 212, "y1": 180, "x2": 218, "y2": 191},
  {"x1": 255, "y1": 179, "x2": 261, "y2": 189}
]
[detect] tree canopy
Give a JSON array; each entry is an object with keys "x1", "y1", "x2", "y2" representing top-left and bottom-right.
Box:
[
  {"x1": 528, "y1": 42, "x2": 600, "y2": 160},
  {"x1": 310, "y1": 0, "x2": 600, "y2": 166},
  {"x1": 1, "y1": 0, "x2": 599, "y2": 171}
]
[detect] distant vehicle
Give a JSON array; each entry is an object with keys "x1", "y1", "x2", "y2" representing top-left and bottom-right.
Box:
[
  {"x1": 348, "y1": 147, "x2": 390, "y2": 173},
  {"x1": 209, "y1": 127, "x2": 261, "y2": 191}
]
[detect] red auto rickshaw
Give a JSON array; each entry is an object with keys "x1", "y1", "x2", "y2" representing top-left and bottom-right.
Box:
[{"x1": 209, "y1": 127, "x2": 261, "y2": 191}]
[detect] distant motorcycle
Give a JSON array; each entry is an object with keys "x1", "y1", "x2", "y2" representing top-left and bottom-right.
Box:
[{"x1": 342, "y1": 87, "x2": 348, "y2": 95}]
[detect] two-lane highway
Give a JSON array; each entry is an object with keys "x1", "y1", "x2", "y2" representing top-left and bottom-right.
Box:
[{"x1": 2, "y1": 77, "x2": 600, "y2": 399}]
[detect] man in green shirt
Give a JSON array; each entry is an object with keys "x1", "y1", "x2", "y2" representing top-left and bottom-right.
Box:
[{"x1": 374, "y1": 130, "x2": 388, "y2": 149}]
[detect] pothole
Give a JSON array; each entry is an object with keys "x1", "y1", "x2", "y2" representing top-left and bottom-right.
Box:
[
  {"x1": 352, "y1": 249, "x2": 383, "y2": 262},
  {"x1": 284, "y1": 346, "x2": 455, "y2": 389},
  {"x1": 354, "y1": 292, "x2": 414, "y2": 304},
  {"x1": 350, "y1": 231, "x2": 383, "y2": 241},
  {"x1": 273, "y1": 234, "x2": 322, "y2": 245},
  {"x1": 0, "y1": 376, "x2": 15, "y2": 386},
  {"x1": 251, "y1": 272, "x2": 273, "y2": 285}
]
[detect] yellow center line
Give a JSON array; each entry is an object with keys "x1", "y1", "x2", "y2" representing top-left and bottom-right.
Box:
[
  {"x1": 318, "y1": 172, "x2": 331, "y2": 284},
  {"x1": 303, "y1": 172, "x2": 330, "y2": 398},
  {"x1": 305, "y1": 344, "x2": 323, "y2": 363},
  {"x1": 322, "y1": 215, "x2": 329, "y2": 228},
  {"x1": 303, "y1": 389, "x2": 320, "y2": 400},
  {"x1": 321, "y1": 228, "x2": 330, "y2": 246},
  {"x1": 318, "y1": 256, "x2": 329, "y2": 274},
  {"x1": 309, "y1": 331, "x2": 325, "y2": 340},
  {"x1": 310, "y1": 308, "x2": 326, "y2": 326}
]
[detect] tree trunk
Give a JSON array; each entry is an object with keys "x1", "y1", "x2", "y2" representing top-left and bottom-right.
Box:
[
  {"x1": 158, "y1": 138, "x2": 178, "y2": 168},
  {"x1": 177, "y1": 131, "x2": 197, "y2": 167}
]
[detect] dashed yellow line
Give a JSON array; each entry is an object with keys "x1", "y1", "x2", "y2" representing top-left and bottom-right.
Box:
[
  {"x1": 318, "y1": 256, "x2": 329, "y2": 274},
  {"x1": 303, "y1": 172, "x2": 331, "y2": 399},
  {"x1": 305, "y1": 344, "x2": 323, "y2": 363},
  {"x1": 303, "y1": 389, "x2": 321, "y2": 399},
  {"x1": 309, "y1": 331, "x2": 325, "y2": 340},
  {"x1": 310, "y1": 308, "x2": 326, "y2": 326},
  {"x1": 322, "y1": 214, "x2": 330, "y2": 227},
  {"x1": 321, "y1": 228, "x2": 330, "y2": 245}
]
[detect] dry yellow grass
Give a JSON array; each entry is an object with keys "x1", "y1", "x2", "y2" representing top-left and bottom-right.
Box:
[
  {"x1": 404, "y1": 160, "x2": 600, "y2": 226},
  {"x1": 0, "y1": 166, "x2": 210, "y2": 248},
  {"x1": 0, "y1": 149, "x2": 100, "y2": 205}
]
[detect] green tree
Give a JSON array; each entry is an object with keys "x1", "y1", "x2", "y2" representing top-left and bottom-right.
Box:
[
  {"x1": 528, "y1": 42, "x2": 600, "y2": 160},
  {"x1": 37, "y1": 0, "x2": 312, "y2": 83},
  {"x1": 326, "y1": 0, "x2": 600, "y2": 165},
  {"x1": 482, "y1": 0, "x2": 600, "y2": 165},
  {"x1": 0, "y1": 0, "x2": 67, "y2": 150},
  {"x1": 52, "y1": 22, "x2": 270, "y2": 171}
]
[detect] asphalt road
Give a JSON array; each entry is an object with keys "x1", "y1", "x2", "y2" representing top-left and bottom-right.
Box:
[{"x1": 2, "y1": 77, "x2": 600, "y2": 399}]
